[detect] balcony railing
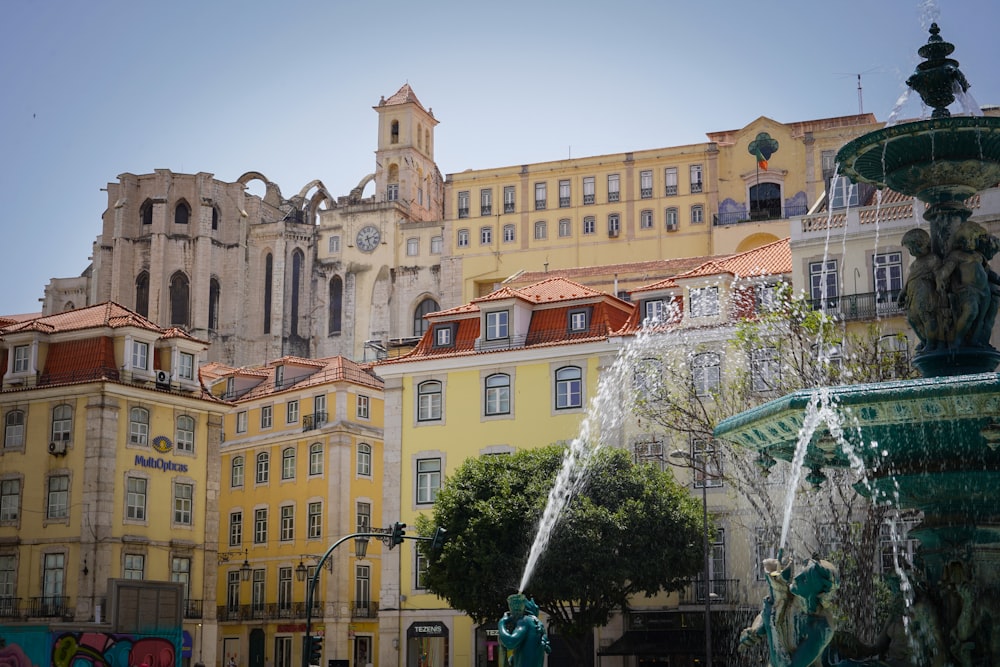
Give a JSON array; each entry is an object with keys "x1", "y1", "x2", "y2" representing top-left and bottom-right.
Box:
[
  {"x1": 608, "y1": 192, "x2": 620, "y2": 203},
  {"x1": 457, "y1": 207, "x2": 469, "y2": 219},
  {"x1": 352, "y1": 601, "x2": 379, "y2": 618},
  {"x1": 218, "y1": 601, "x2": 319, "y2": 622},
  {"x1": 806, "y1": 290, "x2": 903, "y2": 321},
  {"x1": 535, "y1": 200, "x2": 546, "y2": 211},
  {"x1": 26, "y1": 596, "x2": 70, "y2": 618},
  {"x1": 640, "y1": 188, "x2": 653, "y2": 199},
  {"x1": 583, "y1": 194, "x2": 595, "y2": 205},
  {"x1": 679, "y1": 579, "x2": 740, "y2": 605},
  {"x1": 691, "y1": 182, "x2": 703, "y2": 193},
  {"x1": 302, "y1": 412, "x2": 328, "y2": 432},
  {"x1": 665, "y1": 185, "x2": 678, "y2": 196},
  {"x1": 480, "y1": 205, "x2": 492, "y2": 216},
  {"x1": 714, "y1": 204, "x2": 810, "y2": 226},
  {"x1": 504, "y1": 202, "x2": 515, "y2": 213},
  {"x1": 184, "y1": 598, "x2": 204, "y2": 619}
]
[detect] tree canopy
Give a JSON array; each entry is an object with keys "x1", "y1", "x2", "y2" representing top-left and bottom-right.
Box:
[{"x1": 416, "y1": 445, "x2": 706, "y2": 645}]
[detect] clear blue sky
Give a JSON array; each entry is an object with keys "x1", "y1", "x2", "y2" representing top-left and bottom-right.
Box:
[{"x1": 2, "y1": 0, "x2": 998, "y2": 315}]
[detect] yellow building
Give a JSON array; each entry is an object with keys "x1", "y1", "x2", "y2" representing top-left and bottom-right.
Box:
[
  {"x1": 375, "y1": 277, "x2": 635, "y2": 667},
  {"x1": 208, "y1": 355, "x2": 385, "y2": 667},
  {"x1": 0, "y1": 302, "x2": 228, "y2": 667},
  {"x1": 442, "y1": 113, "x2": 878, "y2": 303}
]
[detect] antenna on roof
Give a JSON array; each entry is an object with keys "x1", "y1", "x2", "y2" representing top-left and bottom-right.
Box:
[{"x1": 836, "y1": 68, "x2": 879, "y2": 115}]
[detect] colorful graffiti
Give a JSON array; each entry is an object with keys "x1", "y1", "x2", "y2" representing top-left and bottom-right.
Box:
[{"x1": 0, "y1": 631, "x2": 176, "y2": 667}]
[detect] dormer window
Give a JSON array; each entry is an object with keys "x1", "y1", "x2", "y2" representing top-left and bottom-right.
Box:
[
  {"x1": 12, "y1": 345, "x2": 30, "y2": 373},
  {"x1": 226, "y1": 377, "x2": 235, "y2": 399},
  {"x1": 434, "y1": 325, "x2": 455, "y2": 348},
  {"x1": 132, "y1": 341, "x2": 149, "y2": 370},
  {"x1": 568, "y1": 309, "x2": 590, "y2": 332},
  {"x1": 485, "y1": 311, "x2": 509, "y2": 341},
  {"x1": 177, "y1": 352, "x2": 195, "y2": 381},
  {"x1": 644, "y1": 300, "x2": 666, "y2": 324},
  {"x1": 275, "y1": 365, "x2": 284, "y2": 388},
  {"x1": 690, "y1": 287, "x2": 720, "y2": 317}
]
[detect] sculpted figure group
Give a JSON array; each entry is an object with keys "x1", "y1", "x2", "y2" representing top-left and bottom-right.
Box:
[{"x1": 498, "y1": 593, "x2": 550, "y2": 667}]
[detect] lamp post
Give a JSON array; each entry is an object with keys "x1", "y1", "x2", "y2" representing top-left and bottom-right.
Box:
[{"x1": 670, "y1": 449, "x2": 713, "y2": 667}]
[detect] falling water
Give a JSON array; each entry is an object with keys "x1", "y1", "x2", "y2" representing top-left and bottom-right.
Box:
[{"x1": 885, "y1": 88, "x2": 913, "y2": 127}]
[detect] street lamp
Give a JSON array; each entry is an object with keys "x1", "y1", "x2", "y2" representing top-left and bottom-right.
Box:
[
  {"x1": 670, "y1": 448, "x2": 714, "y2": 667},
  {"x1": 218, "y1": 549, "x2": 253, "y2": 582}
]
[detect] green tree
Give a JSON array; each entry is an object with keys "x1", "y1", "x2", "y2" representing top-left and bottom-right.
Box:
[{"x1": 416, "y1": 445, "x2": 706, "y2": 664}]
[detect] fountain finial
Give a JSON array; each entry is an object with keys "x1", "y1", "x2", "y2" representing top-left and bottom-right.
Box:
[{"x1": 906, "y1": 23, "x2": 970, "y2": 118}]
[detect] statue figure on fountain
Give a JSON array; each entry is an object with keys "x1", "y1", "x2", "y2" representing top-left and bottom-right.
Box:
[
  {"x1": 498, "y1": 593, "x2": 550, "y2": 667},
  {"x1": 898, "y1": 228, "x2": 944, "y2": 351}
]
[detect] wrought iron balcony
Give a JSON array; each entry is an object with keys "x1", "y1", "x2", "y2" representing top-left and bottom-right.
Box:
[
  {"x1": 583, "y1": 194, "x2": 595, "y2": 205},
  {"x1": 0, "y1": 597, "x2": 20, "y2": 618},
  {"x1": 678, "y1": 578, "x2": 740, "y2": 605},
  {"x1": 218, "y1": 601, "x2": 318, "y2": 622},
  {"x1": 504, "y1": 202, "x2": 516, "y2": 213},
  {"x1": 26, "y1": 596, "x2": 70, "y2": 618},
  {"x1": 184, "y1": 598, "x2": 204, "y2": 619},
  {"x1": 352, "y1": 601, "x2": 379, "y2": 618},
  {"x1": 458, "y1": 207, "x2": 469, "y2": 219},
  {"x1": 691, "y1": 182, "x2": 703, "y2": 193},
  {"x1": 806, "y1": 290, "x2": 903, "y2": 321},
  {"x1": 608, "y1": 192, "x2": 620, "y2": 202},
  {"x1": 640, "y1": 188, "x2": 653, "y2": 198},
  {"x1": 559, "y1": 197, "x2": 570, "y2": 207},
  {"x1": 714, "y1": 204, "x2": 810, "y2": 226},
  {"x1": 302, "y1": 412, "x2": 328, "y2": 432},
  {"x1": 665, "y1": 185, "x2": 678, "y2": 196},
  {"x1": 535, "y1": 200, "x2": 546, "y2": 211},
  {"x1": 480, "y1": 205, "x2": 492, "y2": 216}
]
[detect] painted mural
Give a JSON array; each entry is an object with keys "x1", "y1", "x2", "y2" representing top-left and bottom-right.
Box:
[{"x1": 0, "y1": 631, "x2": 177, "y2": 667}]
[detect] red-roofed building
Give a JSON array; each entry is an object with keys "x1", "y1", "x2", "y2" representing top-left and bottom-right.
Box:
[{"x1": 0, "y1": 302, "x2": 230, "y2": 663}]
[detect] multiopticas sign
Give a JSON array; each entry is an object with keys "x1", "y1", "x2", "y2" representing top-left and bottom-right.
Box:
[{"x1": 134, "y1": 454, "x2": 188, "y2": 473}]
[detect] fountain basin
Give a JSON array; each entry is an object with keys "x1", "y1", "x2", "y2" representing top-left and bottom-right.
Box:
[{"x1": 836, "y1": 116, "x2": 1000, "y2": 203}]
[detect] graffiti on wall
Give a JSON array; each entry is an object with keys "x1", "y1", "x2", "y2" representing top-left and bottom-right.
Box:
[{"x1": 0, "y1": 631, "x2": 176, "y2": 667}]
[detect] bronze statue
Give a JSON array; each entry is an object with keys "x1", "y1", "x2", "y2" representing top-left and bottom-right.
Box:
[{"x1": 498, "y1": 593, "x2": 550, "y2": 667}]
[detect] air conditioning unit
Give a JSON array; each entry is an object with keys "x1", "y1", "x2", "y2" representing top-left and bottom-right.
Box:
[
  {"x1": 155, "y1": 370, "x2": 170, "y2": 388},
  {"x1": 48, "y1": 441, "x2": 67, "y2": 456}
]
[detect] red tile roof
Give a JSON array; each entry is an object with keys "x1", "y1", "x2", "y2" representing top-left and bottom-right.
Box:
[
  {"x1": 40, "y1": 337, "x2": 118, "y2": 385},
  {"x1": 0, "y1": 302, "x2": 197, "y2": 340},
  {"x1": 221, "y1": 355, "x2": 384, "y2": 402}
]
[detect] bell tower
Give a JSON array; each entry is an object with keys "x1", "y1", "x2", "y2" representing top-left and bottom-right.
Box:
[{"x1": 373, "y1": 84, "x2": 443, "y2": 222}]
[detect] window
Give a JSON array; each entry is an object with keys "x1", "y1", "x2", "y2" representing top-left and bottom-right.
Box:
[
  {"x1": 417, "y1": 381, "x2": 442, "y2": 421},
  {"x1": 314, "y1": 395, "x2": 327, "y2": 424},
  {"x1": 691, "y1": 205, "x2": 704, "y2": 224},
  {"x1": 129, "y1": 407, "x2": 149, "y2": 445},
  {"x1": 356, "y1": 564, "x2": 371, "y2": 610},
  {"x1": 752, "y1": 347, "x2": 781, "y2": 392},
  {"x1": 502, "y1": 224, "x2": 516, "y2": 243},
  {"x1": 12, "y1": 345, "x2": 29, "y2": 373},
  {"x1": 434, "y1": 325, "x2": 454, "y2": 348},
  {"x1": 504, "y1": 185, "x2": 516, "y2": 213},
  {"x1": 280, "y1": 505, "x2": 294, "y2": 541},
  {"x1": 415, "y1": 552, "x2": 429, "y2": 590},
  {"x1": 608, "y1": 214, "x2": 621, "y2": 236},
  {"x1": 126, "y1": 477, "x2": 147, "y2": 521},
  {"x1": 690, "y1": 286, "x2": 720, "y2": 317},
  {"x1": 486, "y1": 311, "x2": 509, "y2": 340},
  {"x1": 357, "y1": 501, "x2": 371, "y2": 532},
  {"x1": 690, "y1": 164, "x2": 703, "y2": 193},
  {"x1": 644, "y1": 299, "x2": 666, "y2": 324},
  {"x1": 534, "y1": 221, "x2": 547, "y2": 240},
  {"x1": 251, "y1": 568, "x2": 265, "y2": 612},
  {"x1": 287, "y1": 400, "x2": 299, "y2": 424},
  {"x1": 212, "y1": 207, "x2": 220, "y2": 231},
  {"x1": 309, "y1": 443, "x2": 323, "y2": 475},
  {"x1": 43, "y1": 553, "x2": 65, "y2": 607},
  {"x1": 534, "y1": 182, "x2": 547, "y2": 210},
  {"x1": 829, "y1": 175, "x2": 859, "y2": 208},
  {"x1": 640, "y1": 210, "x2": 653, "y2": 229},
  {"x1": 755, "y1": 283, "x2": 782, "y2": 313},
  {"x1": 176, "y1": 415, "x2": 195, "y2": 453},
  {"x1": 558, "y1": 219, "x2": 571, "y2": 237},
  {"x1": 479, "y1": 189, "x2": 492, "y2": 216},
  {"x1": 174, "y1": 201, "x2": 190, "y2": 225},
  {"x1": 430, "y1": 236, "x2": 443, "y2": 254},
  {"x1": 0, "y1": 479, "x2": 20, "y2": 523},
  {"x1": 879, "y1": 335, "x2": 910, "y2": 379},
  {"x1": 131, "y1": 341, "x2": 148, "y2": 370},
  {"x1": 4, "y1": 411, "x2": 24, "y2": 449},
  {"x1": 124, "y1": 554, "x2": 145, "y2": 580},
  {"x1": 692, "y1": 352, "x2": 721, "y2": 396},
  {"x1": 281, "y1": 447, "x2": 295, "y2": 480},
  {"x1": 174, "y1": 482, "x2": 193, "y2": 525},
  {"x1": 608, "y1": 174, "x2": 620, "y2": 202},
  {"x1": 583, "y1": 216, "x2": 596, "y2": 235},
  {"x1": 809, "y1": 260, "x2": 839, "y2": 306},
  {"x1": 264, "y1": 253, "x2": 273, "y2": 334},
  {"x1": 229, "y1": 511, "x2": 242, "y2": 547},
  {"x1": 231, "y1": 456, "x2": 244, "y2": 488},
  {"x1": 260, "y1": 405, "x2": 273, "y2": 430},
  {"x1": 275, "y1": 567, "x2": 293, "y2": 614},
  {"x1": 308, "y1": 501, "x2": 323, "y2": 539},
  {"x1": 329, "y1": 235, "x2": 341, "y2": 253},
  {"x1": 169, "y1": 272, "x2": 190, "y2": 327},
  {"x1": 692, "y1": 438, "x2": 723, "y2": 488},
  {"x1": 256, "y1": 452, "x2": 269, "y2": 484},
  {"x1": 329, "y1": 275, "x2": 343, "y2": 335},
  {"x1": 177, "y1": 352, "x2": 194, "y2": 380},
  {"x1": 236, "y1": 411, "x2": 248, "y2": 433},
  {"x1": 568, "y1": 309, "x2": 589, "y2": 332},
  {"x1": 0, "y1": 556, "x2": 14, "y2": 602},
  {"x1": 357, "y1": 395, "x2": 370, "y2": 420},
  {"x1": 559, "y1": 179, "x2": 571, "y2": 207},
  {"x1": 485, "y1": 374, "x2": 511, "y2": 415},
  {"x1": 665, "y1": 167, "x2": 678, "y2": 196},
  {"x1": 414, "y1": 298, "x2": 439, "y2": 337},
  {"x1": 583, "y1": 177, "x2": 595, "y2": 205},
  {"x1": 457, "y1": 229, "x2": 470, "y2": 248},
  {"x1": 406, "y1": 238, "x2": 419, "y2": 256},
  {"x1": 227, "y1": 571, "x2": 240, "y2": 612},
  {"x1": 357, "y1": 443, "x2": 372, "y2": 476},
  {"x1": 254, "y1": 508, "x2": 268, "y2": 543},
  {"x1": 480, "y1": 226, "x2": 492, "y2": 245},
  {"x1": 417, "y1": 458, "x2": 441, "y2": 503},
  {"x1": 874, "y1": 252, "x2": 903, "y2": 298},
  {"x1": 140, "y1": 199, "x2": 153, "y2": 226},
  {"x1": 457, "y1": 191, "x2": 470, "y2": 218},
  {"x1": 555, "y1": 366, "x2": 583, "y2": 410},
  {"x1": 640, "y1": 170, "x2": 653, "y2": 198},
  {"x1": 666, "y1": 207, "x2": 679, "y2": 231},
  {"x1": 173, "y1": 557, "x2": 192, "y2": 601}
]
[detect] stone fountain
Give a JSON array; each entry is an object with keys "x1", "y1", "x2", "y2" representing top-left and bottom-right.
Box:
[{"x1": 716, "y1": 25, "x2": 1000, "y2": 666}]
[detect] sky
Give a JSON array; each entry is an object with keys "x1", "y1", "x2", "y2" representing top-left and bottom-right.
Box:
[{"x1": 2, "y1": 0, "x2": 998, "y2": 315}]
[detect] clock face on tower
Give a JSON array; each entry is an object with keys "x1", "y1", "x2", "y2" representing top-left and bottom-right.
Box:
[{"x1": 356, "y1": 225, "x2": 381, "y2": 252}]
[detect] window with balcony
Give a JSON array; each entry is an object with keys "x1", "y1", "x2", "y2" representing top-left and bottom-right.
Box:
[
  {"x1": 608, "y1": 174, "x2": 620, "y2": 202},
  {"x1": 640, "y1": 170, "x2": 653, "y2": 198},
  {"x1": 535, "y1": 182, "x2": 547, "y2": 210},
  {"x1": 480, "y1": 189, "x2": 492, "y2": 216},
  {"x1": 583, "y1": 177, "x2": 595, "y2": 205},
  {"x1": 690, "y1": 164, "x2": 703, "y2": 193},
  {"x1": 504, "y1": 185, "x2": 516, "y2": 213},
  {"x1": 665, "y1": 167, "x2": 678, "y2": 196},
  {"x1": 874, "y1": 252, "x2": 903, "y2": 299},
  {"x1": 559, "y1": 180, "x2": 570, "y2": 207},
  {"x1": 457, "y1": 191, "x2": 470, "y2": 218},
  {"x1": 810, "y1": 260, "x2": 839, "y2": 307}
]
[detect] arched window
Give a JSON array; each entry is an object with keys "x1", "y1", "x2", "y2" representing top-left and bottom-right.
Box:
[
  {"x1": 391, "y1": 120, "x2": 399, "y2": 144},
  {"x1": 174, "y1": 201, "x2": 191, "y2": 225},
  {"x1": 357, "y1": 443, "x2": 372, "y2": 476},
  {"x1": 169, "y1": 272, "x2": 190, "y2": 327},
  {"x1": 135, "y1": 272, "x2": 149, "y2": 318},
  {"x1": 176, "y1": 415, "x2": 195, "y2": 452},
  {"x1": 51, "y1": 404, "x2": 72, "y2": 443},
  {"x1": 555, "y1": 366, "x2": 583, "y2": 410},
  {"x1": 231, "y1": 456, "x2": 244, "y2": 488},
  {"x1": 309, "y1": 443, "x2": 323, "y2": 475},
  {"x1": 417, "y1": 381, "x2": 442, "y2": 422},
  {"x1": 212, "y1": 206, "x2": 220, "y2": 231},
  {"x1": 281, "y1": 447, "x2": 296, "y2": 480},
  {"x1": 140, "y1": 199, "x2": 153, "y2": 226},
  {"x1": 263, "y1": 253, "x2": 273, "y2": 334},
  {"x1": 485, "y1": 374, "x2": 511, "y2": 415},
  {"x1": 5, "y1": 410, "x2": 25, "y2": 448},
  {"x1": 291, "y1": 249, "x2": 304, "y2": 336},
  {"x1": 129, "y1": 407, "x2": 149, "y2": 445},
  {"x1": 63, "y1": 301, "x2": 75, "y2": 311},
  {"x1": 749, "y1": 182, "x2": 782, "y2": 220},
  {"x1": 329, "y1": 276, "x2": 343, "y2": 336},
  {"x1": 256, "y1": 452, "x2": 269, "y2": 484},
  {"x1": 413, "y1": 298, "x2": 439, "y2": 337},
  {"x1": 209, "y1": 278, "x2": 220, "y2": 331}
]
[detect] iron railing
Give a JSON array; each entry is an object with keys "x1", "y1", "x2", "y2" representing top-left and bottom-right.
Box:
[
  {"x1": 25, "y1": 596, "x2": 70, "y2": 617},
  {"x1": 184, "y1": 598, "x2": 204, "y2": 619},
  {"x1": 679, "y1": 579, "x2": 740, "y2": 605},
  {"x1": 217, "y1": 601, "x2": 323, "y2": 622},
  {"x1": 352, "y1": 601, "x2": 379, "y2": 618},
  {"x1": 302, "y1": 412, "x2": 328, "y2": 432},
  {"x1": 714, "y1": 204, "x2": 809, "y2": 226},
  {"x1": 806, "y1": 290, "x2": 904, "y2": 321}
]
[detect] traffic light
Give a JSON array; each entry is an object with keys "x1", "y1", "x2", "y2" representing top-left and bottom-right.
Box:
[
  {"x1": 430, "y1": 526, "x2": 447, "y2": 551},
  {"x1": 390, "y1": 521, "x2": 406, "y2": 547},
  {"x1": 306, "y1": 635, "x2": 322, "y2": 666}
]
